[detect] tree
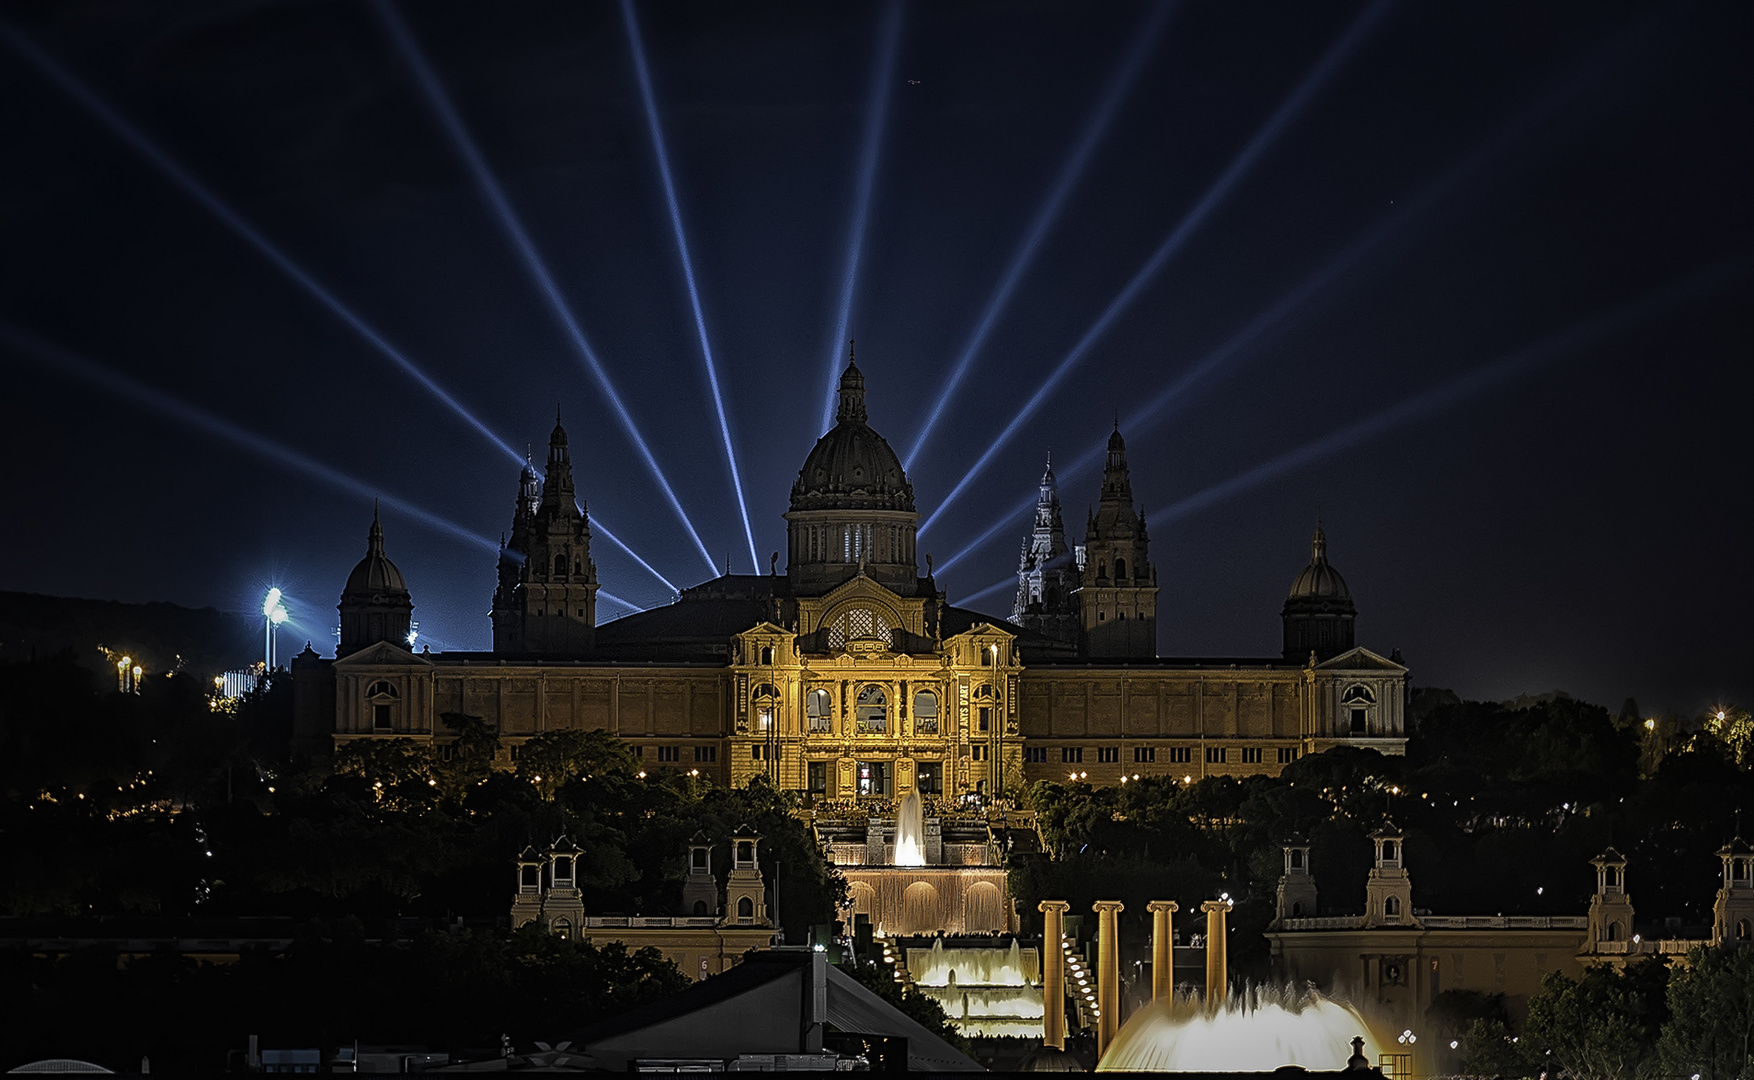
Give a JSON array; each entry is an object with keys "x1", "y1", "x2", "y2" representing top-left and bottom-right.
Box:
[
  {"x1": 515, "y1": 728, "x2": 636, "y2": 801},
  {"x1": 1658, "y1": 943, "x2": 1754, "y2": 1079},
  {"x1": 1521, "y1": 959, "x2": 1669, "y2": 1080}
]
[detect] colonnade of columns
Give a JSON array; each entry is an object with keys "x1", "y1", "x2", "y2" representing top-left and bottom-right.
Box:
[{"x1": 1038, "y1": 895, "x2": 1234, "y2": 1057}]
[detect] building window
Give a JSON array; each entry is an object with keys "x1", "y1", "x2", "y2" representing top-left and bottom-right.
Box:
[
  {"x1": 695, "y1": 745, "x2": 717, "y2": 763},
  {"x1": 856, "y1": 760, "x2": 888, "y2": 797},
  {"x1": 760, "y1": 645, "x2": 774, "y2": 665},
  {"x1": 807, "y1": 761, "x2": 828, "y2": 793},
  {"x1": 806, "y1": 688, "x2": 832, "y2": 732},
  {"x1": 1278, "y1": 747, "x2": 1298, "y2": 764},
  {"x1": 856, "y1": 685, "x2": 888, "y2": 733},
  {"x1": 917, "y1": 761, "x2": 942, "y2": 795},
  {"x1": 657, "y1": 746, "x2": 680, "y2": 762},
  {"x1": 1241, "y1": 747, "x2": 1263, "y2": 764},
  {"x1": 737, "y1": 897, "x2": 755, "y2": 921},
  {"x1": 1061, "y1": 747, "x2": 1083, "y2": 764},
  {"x1": 1097, "y1": 747, "x2": 1119, "y2": 763},
  {"x1": 971, "y1": 745, "x2": 988, "y2": 762},
  {"x1": 365, "y1": 680, "x2": 398, "y2": 731},
  {"x1": 1115, "y1": 557, "x2": 1127, "y2": 579},
  {"x1": 552, "y1": 856, "x2": 573, "y2": 884},
  {"x1": 1134, "y1": 746, "x2": 1156, "y2": 763},
  {"x1": 1025, "y1": 746, "x2": 1047, "y2": 763},
  {"x1": 829, "y1": 607, "x2": 892, "y2": 648},
  {"x1": 553, "y1": 553, "x2": 568, "y2": 576},
  {"x1": 1168, "y1": 747, "x2": 1191, "y2": 764},
  {"x1": 1350, "y1": 709, "x2": 1368, "y2": 735},
  {"x1": 1343, "y1": 685, "x2": 1375, "y2": 735},
  {"x1": 1206, "y1": 747, "x2": 1226, "y2": 764},
  {"x1": 1384, "y1": 896, "x2": 1401, "y2": 923},
  {"x1": 913, "y1": 689, "x2": 939, "y2": 733},
  {"x1": 1290, "y1": 849, "x2": 1305, "y2": 870}
]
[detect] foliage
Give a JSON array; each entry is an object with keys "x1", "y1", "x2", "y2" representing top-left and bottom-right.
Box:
[
  {"x1": 1521, "y1": 960, "x2": 1670, "y2": 1080},
  {"x1": 1457, "y1": 1017, "x2": 1533, "y2": 1077},
  {"x1": 0, "y1": 923, "x2": 686, "y2": 1073},
  {"x1": 1657, "y1": 943, "x2": 1754, "y2": 1079}
]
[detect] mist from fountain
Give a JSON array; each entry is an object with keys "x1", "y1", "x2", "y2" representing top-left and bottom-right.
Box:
[
  {"x1": 1096, "y1": 985, "x2": 1387, "y2": 1071},
  {"x1": 893, "y1": 788, "x2": 926, "y2": 867}
]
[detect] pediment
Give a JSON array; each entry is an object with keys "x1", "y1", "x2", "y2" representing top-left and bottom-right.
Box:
[
  {"x1": 817, "y1": 572, "x2": 907, "y2": 609},
  {"x1": 737, "y1": 621, "x2": 790, "y2": 639},
  {"x1": 1314, "y1": 646, "x2": 1406, "y2": 673},
  {"x1": 335, "y1": 640, "x2": 433, "y2": 668}
]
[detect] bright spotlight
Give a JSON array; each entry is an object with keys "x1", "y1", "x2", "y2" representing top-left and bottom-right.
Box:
[
  {"x1": 917, "y1": 0, "x2": 1395, "y2": 538},
  {"x1": 1148, "y1": 256, "x2": 1748, "y2": 528},
  {"x1": 620, "y1": 0, "x2": 759, "y2": 574},
  {"x1": 0, "y1": 323, "x2": 501, "y2": 556},
  {"x1": 263, "y1": 588, "x2": 283, "y2": 619},
  {"x1": 903, "y1": 0, "x2": 1178, "y2": 469},
  {"x1": 371, "y1": 0, "x2": 718, "y2": 577},
  {"x1": 270, "y1": 604, "x2": 288, "y2": 626},
  {"x1": 819, "y1": 0, "x2": 904, "y2": 434},
  {"x1": 0, "y1": 20, "x2": 525, "y2": 469}
]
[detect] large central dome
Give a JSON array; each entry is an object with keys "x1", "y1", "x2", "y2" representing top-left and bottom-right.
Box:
[{"x1": 790, "y1": 359, "x2": 914, "y2": 513}]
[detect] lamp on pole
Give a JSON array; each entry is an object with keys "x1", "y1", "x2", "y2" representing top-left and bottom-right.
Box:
[
  {"x1": 989, "y1": 643, "x2": 1002, "y2": 802},
  {"x1": 262, "y1": 588, "x2": 289, "y2": 674}
]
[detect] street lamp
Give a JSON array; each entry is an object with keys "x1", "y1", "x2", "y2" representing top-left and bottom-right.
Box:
[{"x1": 263, "y1": 588, "x2": 289, "y2": 673}]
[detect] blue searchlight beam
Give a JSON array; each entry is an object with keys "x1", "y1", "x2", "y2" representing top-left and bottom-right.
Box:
[
  {"x1": 0, "y1": 19, "x2": 524, "y2": 472},
  {"x1": 372, "y1": 0, "x2": 718, "y2": 578},
  {"x1": 903, "y1": 0, "x2": 1179, "y2": 471},
  {"x1": 918, "y1": 0, "x2": 1396, "y2": 539},
  {"x1": 820, "y1": 0, "x2": 904, "y2": 434},
  {"x1": 620, "y1": 0, "x2": 760, "y2": 575}
]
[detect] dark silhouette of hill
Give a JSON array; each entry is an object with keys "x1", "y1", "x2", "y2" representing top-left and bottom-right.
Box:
[{"x1": 0, "y1": 590, "x2": 261, "y2": 676}]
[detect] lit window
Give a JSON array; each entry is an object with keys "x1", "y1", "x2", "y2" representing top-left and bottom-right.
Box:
[
  {"x1": 856, "y1": 685, "x2": 888, "y2": 732},
  {"x1": 913, "y1": 690, "x2": 939, "y2": 733},
  {"x1": 806, "y1": 688, "x2": 833, "y2": 733}
]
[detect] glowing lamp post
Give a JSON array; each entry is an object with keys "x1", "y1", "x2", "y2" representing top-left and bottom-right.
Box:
[{"x1": 262, "y1": 588, "x2": 289, "y2": 673}]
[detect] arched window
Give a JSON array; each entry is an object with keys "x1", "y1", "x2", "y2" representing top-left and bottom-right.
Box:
[
  {"x1": 1342, "y1": 685, "x2": 1376, "y2": 705},
  {"x1": 759, "y1": 645, "x2": 774, "y2": 665},
  {"x1": 1292, "y1": 901, "x2": 1303, "y2": 917},
  {"x1": 1740, "y1": 919, "x2": 1751, "y2": 941},
  {"x1": 366, "y1": 680, "x2": 399, "y2": 731},
  {"x1": 1606, "y1": 921, "x2": 1621, "y2": 942},
  {"x1": 1098, "y1": 561, "x2": 1108, "y2": 580},
  {"x1": 693, "y1": 900, "x2": 708, "y2": 915},
  {"x1": 552, "y1": 917, "x2": 571, "y2": 938},
  {"x1": 913, "y1": 690, "x2": 939, "y2": 734},
  {"x1": 752, "y1": 683, "x2": 779, "y2": 732},
  {"x1": 828, "y1": 607, "x2": 892, "y2": 648},
  {"x1": 553, "y1": 552, "x2": 568, "y2": 577},
  {"x1": 1384, "y1": 896, "x2": 1401, "y2": 921},
  {"x1": 1114, "y1": 557, "x2": 1127, "y2": 580},
  {"x1": 856, "y1": 685, "x2": 888, "y2": 733},
  {"x1": 806, "y1": 688, "x2": 833, "y2": 733},
  {"x1": 737, "y1": 896, "x2": 755, "y2": 920}
]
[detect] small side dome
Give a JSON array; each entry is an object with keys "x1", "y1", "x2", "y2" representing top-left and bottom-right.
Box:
[
  {"x1": 1287, "y1": 521, "x2": 1350, "y2": 601},
  {"x1": 343, "y1": 508, "x2": 409, "y2": 598}
]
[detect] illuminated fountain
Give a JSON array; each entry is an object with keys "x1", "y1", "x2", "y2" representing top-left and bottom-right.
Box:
[
  {"x1": 893, "y1": 789, "x2": 926, "y2": 867},
  {"x1": 908, "y1": 937, "x2": 1043, "y2": 1039},
  {"x1": 1097, "y1": 987, "x2": 1386, "y2": 1071}
]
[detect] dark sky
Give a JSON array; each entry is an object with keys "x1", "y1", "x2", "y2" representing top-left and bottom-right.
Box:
[{"x1": 1, "y1": 0, "x2": 1748, "y2": 714}]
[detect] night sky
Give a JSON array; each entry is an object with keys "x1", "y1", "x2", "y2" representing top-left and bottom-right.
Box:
[{"x1": 1, "y1": 0, "x2": 1748, "y2": 713}]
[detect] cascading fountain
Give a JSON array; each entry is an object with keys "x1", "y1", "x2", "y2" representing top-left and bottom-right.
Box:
[
  {"x1": 907, "y1": 937, "x2": 1044, "y2": 1038},
  {"x1": 1095, "y1": 986, "x2": 1387, "y2": 1071},
  {"x1": 893, "y1": 789, "x2": 926, "y2": 867}
]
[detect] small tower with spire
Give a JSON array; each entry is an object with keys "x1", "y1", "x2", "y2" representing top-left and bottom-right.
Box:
[
  {"x1": 1588, "y1": 847, "x2": 1635, "y2": 947},
  {"x1": 1012, "y1": 455, "x2": 1080, "y2": 646},
  {"x1": 337, "y1": 505, "x2": 414, "y2": 656},
  {"x1": 491, "y1": 410, "x2": 599, "y2": 655},
  {"x1": 1712, "y1": 835, "x2": 1754, "y2": 945},
  {"x1": 1281, "y1": 519, "x2": 1357, "y2": 662},
  {"x1": 1074, "y1": 424, "x2": 1158, "y2": 658}
]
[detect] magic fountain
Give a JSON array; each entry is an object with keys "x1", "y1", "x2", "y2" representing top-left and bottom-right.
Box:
[
  {"x1": 823, "y1": 791, "x2": 1015, "y2": 936},
  {"x1": 1096, "y1": 988, "x2": 1387, "y2": 1071}
]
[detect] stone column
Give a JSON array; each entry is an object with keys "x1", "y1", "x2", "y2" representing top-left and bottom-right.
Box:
[
  {"x1": 1201, "y1": 899, "x2": 1231, "y2": 1009},
  {"x1": 1093, "y1": 900, "x2": 1125, "y2": 1055},
  {"x1": 1038, "y1": 901, "x2": 1071, "y2": 1050},
  {"x1": 1147, "y1": 900, "x2": 1178, "y2": 1002}
]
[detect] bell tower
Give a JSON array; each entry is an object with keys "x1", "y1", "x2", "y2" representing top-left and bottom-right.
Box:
[
  {"x1": 1588, "y1": 847, "x2": 1634, "y2": 947},
  {"x1": 1713, "y1": 836, "x2": 1754, "y2": 944},
  {"x1": 1013, "y1": 456, "x2": 1079, "y2": 646},
  {"x1": 724, "y1": 825, "x2": 771, "y2": 928},
  {"x1": 1363, "y1": 824, "x2": 1418, "y2": 928},
  {"x1": 1075, "y1": 425, "x2": 1157, "y2": 657},
  {"x1": 1274, "y1": 840, "x2": 1320, "y2": 925},
  {"x1": 491, "y1": 412, "x2": 598, "y2": 655}
]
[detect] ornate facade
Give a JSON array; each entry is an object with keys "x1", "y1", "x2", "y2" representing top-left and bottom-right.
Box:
[{"x1": 293, "y1": 355, "x2": 1408, "y2": 794}]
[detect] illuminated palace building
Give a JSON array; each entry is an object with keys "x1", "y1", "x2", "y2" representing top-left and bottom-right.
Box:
[{"x1": 293, "y1": 359, "x2": 1407, "y2": 795}]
